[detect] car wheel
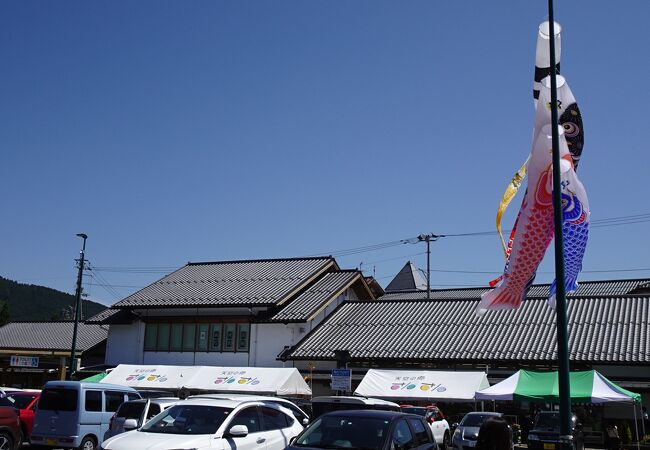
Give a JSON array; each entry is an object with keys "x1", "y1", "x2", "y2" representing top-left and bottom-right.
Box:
[
  {"x1": 0, "y1": 432, "x2": 13, "y2": 450},
  {"x1": 442, "y1": 432, "x2": 450, "y2": 450},
  {"x1": 79, "y1": 436, "x2": 97, "y2": 450}
]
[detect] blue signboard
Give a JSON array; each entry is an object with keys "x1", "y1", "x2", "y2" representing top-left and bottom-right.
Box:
[{"x1": 331, "y1": 368, "x2": 351, "y2": 391}]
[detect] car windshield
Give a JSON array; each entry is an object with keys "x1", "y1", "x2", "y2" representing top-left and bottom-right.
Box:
[
  {"x1": 401, "y1": 407, "x2": 427, "y2": 416},
  {"x1": 294, "y1": 415, "x2": 390, "y2": 449},
  {"x1": 5, "y1": 394, "x2": 37, "y2": 409},
  {"x1": 535, "y1": 414, "x2": 560, "y2": 429},
  {"x1": 460, "y1": 414, "x2": 498, "y2": 427},
  {"x1": 140, "y1": 405, "x2": 232, "y2": 435}
]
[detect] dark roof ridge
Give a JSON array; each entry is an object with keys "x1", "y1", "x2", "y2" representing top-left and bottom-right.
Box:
[
  {"x1": 350, "y1": 295, "x2": 650, "y2": 304},
  {"x1": 386, "y1": 277, "x2": 650, "y2": 294},
  {"x1": 187, "y1": 256, "x2": 334, "y2": 266}
]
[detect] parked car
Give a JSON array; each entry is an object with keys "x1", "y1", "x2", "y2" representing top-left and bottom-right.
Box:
[
  {"x1": 286, "y1": 409, "x2": 438, "y2": 450},
  {"x1": 0, "y1": 406, "x2": 22, "y2": 450},
  {"x1": 311, "y1": 396, "x2": 401, "y2": 418},
  {"x1": 98, "y1": 397, "x2": 304, "y2": 450},
  {"x1": 451, "y1": 412, "x2": 512, "y2": 450},
  {"x1": 30, "y1": 381, "x2": 141, "y2": 450},
  {"x1": 400, "y1": 405, "x2": 451, "y2": 450},
  {"x1": 189, "y1": 393, "x2": 310, "y2": 425},
  {"x1": 104, "y1": 397, "x2": 180, "y2": 440},
  {"x1": 527, "y1": 411, "x2": 584, "y2": 450},
  {"x1": 4, "y1": 391, "x2": 39, "y2": 440}
]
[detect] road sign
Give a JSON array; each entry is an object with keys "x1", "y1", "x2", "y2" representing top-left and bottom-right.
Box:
[
  {"x1": 10, "y1": 356, "x2": 39, "y2": 368},
  {"x1": 331, "y1": 368, "x2": 351, "y2": 391}
]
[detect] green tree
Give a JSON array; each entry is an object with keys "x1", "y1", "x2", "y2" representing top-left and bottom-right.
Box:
[{"x1": 0, "y1": 301, "x2": 10, "y2": 325}]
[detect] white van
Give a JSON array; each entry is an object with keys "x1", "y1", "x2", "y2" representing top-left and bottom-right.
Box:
[
  {"x1": 311, "y1": 395, "x2": 401, "y2": 418},
  {"x1": 30, "y1": 380, "x2": 140, "y2": 450}
]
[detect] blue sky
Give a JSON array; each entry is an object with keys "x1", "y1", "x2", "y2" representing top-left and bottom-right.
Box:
[{"x1": 2, "y1": 1, "x2": 649, "y2": 306}]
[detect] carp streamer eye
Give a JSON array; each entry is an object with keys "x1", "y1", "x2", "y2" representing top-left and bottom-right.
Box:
[{"x1": 563, "y1": 122, "x2": 579, "y2": 137}]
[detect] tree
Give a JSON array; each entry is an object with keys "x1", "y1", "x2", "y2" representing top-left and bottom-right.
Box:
[{"x1": 0, "y1": 301, "x2": 10, "y2": 326}]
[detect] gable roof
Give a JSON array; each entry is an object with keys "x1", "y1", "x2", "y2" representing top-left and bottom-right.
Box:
[
  {"x1": 0, "y1": 321, "x2": 108, "y2": 352},
  {"x1": 111, "y1": 257, "x2": 336, "y2": 309},
  {"x1": 284, "y1": 295, "x2": 650, "y2": 364},
  {"x1": 269, "y1": 271, "x2": 371, "y2": 323},
  {"x1": 385, "y1": 261, "x2": 428, "y2": 292},
  {"x1": 378, "y1": 278, "x2": 650, "y2": 301}
]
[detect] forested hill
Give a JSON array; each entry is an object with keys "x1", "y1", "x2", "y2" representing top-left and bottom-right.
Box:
[{"x1": 0, "y1": 277, "x2": 107, "y2": 322}]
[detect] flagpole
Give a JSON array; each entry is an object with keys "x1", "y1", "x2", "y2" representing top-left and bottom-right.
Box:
[{"x1": 546, "y1": 2, "x2": 573, "y2": 450}]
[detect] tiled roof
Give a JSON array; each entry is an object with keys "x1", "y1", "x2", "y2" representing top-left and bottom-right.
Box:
[
  {"x1": 269, "y1": 271, "x2": 363, "y2": 323},
  {"x1": 378, "y1": 278, "x2": 650, "y2": 301},
  {"x1": 285, "y1": 296, "x2": 650, "y2": 364},
  {"x1": 85, "y1": 308, "x2": 136, "y2": 324},
  {"x1": 0, "y1": 322, "x2": 108, "y2": 352},
  {"x1": 112, "y1": 257, "x2": 335, "y2": 309},
  {"x1": 385, "y1": 262, "x2": 428, "y2": 292}
]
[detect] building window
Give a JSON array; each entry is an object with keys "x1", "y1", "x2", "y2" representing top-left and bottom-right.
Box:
[
  {"x1": 157, "y1": 323, "x2": 170, "y2": 351},
  {"x1": 197, "y1": 324, "x2": 209, "y2": 351},
  {"x1": 183, "y1": 324, "x2": 196, "y2": 351},
  {"x1": 170, "y1": 324, "x2": 183, "y2": 352},
  {"x1": 144, "y1": 324, "x2": 157, "y2": 351},
  {"x1": 210, "y1": 324, "x2": 222, "y2": 351},
  {"x1": 223, "y1": 324, "x2": 236, "y2": 352},
  {"x1": 237, "y1": 324, "x2": 250, "y2": 352},
  {"x1": 144, "y1": 321, "x2": 249, "y2": 353}
]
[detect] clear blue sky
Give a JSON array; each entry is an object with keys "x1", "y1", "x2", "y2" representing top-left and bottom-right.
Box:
[{"x1": 2, "y1": 1, "x2": 649, "y2": 306}]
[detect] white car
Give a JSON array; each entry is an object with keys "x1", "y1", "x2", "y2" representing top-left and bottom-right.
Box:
[
  {"x1": 98, "y1": 397, "x2": 303, "y2": 450},
  {"x1": 188, "y1": 393, "x2": 310, "y2": 425}
]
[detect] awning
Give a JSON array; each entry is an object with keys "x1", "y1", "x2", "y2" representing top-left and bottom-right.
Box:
[
  {"x1": 80, "y1": 371, "x2": 109, "y2": 383},
  {"x1": 354, "y1": 369, "x2": 490, "y2": 402},
  {"x1": 475, "y1": 369, "x2": 641, "y2": 403},
  {"x1": 183, "y1": 366, "x2": 312, "y2": 396},
  {"x1": 102, "y1": 364, "x2": 200, "y2": 390},
  {"x1": 101, "y1": 364, "x2": 311, "y2": 396}
]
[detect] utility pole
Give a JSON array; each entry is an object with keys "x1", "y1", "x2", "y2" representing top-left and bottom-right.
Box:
[
  {"x1": 68, "y1": 233, "x2": 88, "y2": 380},
  {"x1": 417, "y1": 234, "x2": 441, "y2": 299},
  {"x1": 546, "y1": 4, "x2": 572, "y2": 450}
]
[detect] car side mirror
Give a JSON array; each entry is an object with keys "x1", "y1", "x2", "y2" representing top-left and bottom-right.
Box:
[
  {"x1": 302, "y1": 418, "x2": 309, "y2": 426},
  {"x1": 123, "y1": 419, "x2": 139, "y2": 430},
  {"x1": 228, "y1": 424, "x2": 249, "y2": 438}
]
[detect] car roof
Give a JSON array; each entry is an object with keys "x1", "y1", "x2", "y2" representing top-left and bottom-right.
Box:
[
  {"x1": 6, "y1": 391, "x2": 39, "y2": 397},
  {"x1": 123, "y1": 397, "x2": 179, "y2": 405},
  {"x1": 321, "y1": 409, "x2": 410, "y2": 419},
  {"x1": 313, "y1": 396, "x2": 400, "y2": 407},
  {"x1": 189, "y1": 393, "x2": 281, "y2": 402},
  {"x1": 465, "y1": 412, "x2": 502, "y2": 416},
  {"x1": 44, "y1": 380, "x2": 138, "y2": 391},
  {"x1": 171, "y1": 397, "x2": 283, "y2": 409}
]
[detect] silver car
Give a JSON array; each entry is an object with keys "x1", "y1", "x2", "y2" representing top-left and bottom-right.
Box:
[
  {"x1": 451, "y1": 412, "x2": 510, "y2": 450},
  {"x1": 104, "y1": 397, "x2": 180, "y2": 440}
]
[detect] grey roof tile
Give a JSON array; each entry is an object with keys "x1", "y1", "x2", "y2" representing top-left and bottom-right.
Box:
[
  {"x1": 269, "y1": 271, "x2": 362, "y2": 323},
  {"x1": 378, "y1": 278, "x2": 650, "y2": 301},
  {"x1": 112, "y1": 257, "x2": 335, "y2": 308},
  {"x1": 286, "y1": 296, "x2": 650, "y2": 364},
  {"x1": 0, "y1": 322, "x2": 107, "y2": 352}
]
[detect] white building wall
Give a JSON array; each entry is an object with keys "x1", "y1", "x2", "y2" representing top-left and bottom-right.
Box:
[{"x1": 105, "y1": 323, "x2": 145, "y2": 366}]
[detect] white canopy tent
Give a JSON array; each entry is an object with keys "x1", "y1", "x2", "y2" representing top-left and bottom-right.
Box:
[
  {"x1": 102, "y1": 364, "x2": 311, "y2": 396},
  {"x1": 183, "y1": 366, "x2": 312, "y2": 396},
  {"x1": 354, "y1": 369, "x2": 490, "y2": 402},
  {"x1": 102, "y1": 364, "x2": 200, "y2": 390}
]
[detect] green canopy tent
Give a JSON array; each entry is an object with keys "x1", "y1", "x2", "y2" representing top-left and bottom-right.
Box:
[
  {"x1": 475, "y1": 370, "x2": 640, "y2": 403},
  {"x1": 475, "y1": 370, "x2": 643, "y2": 448},
  {"x1": 80, "y1": 371, "x2": 108, "y2": 383}
]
